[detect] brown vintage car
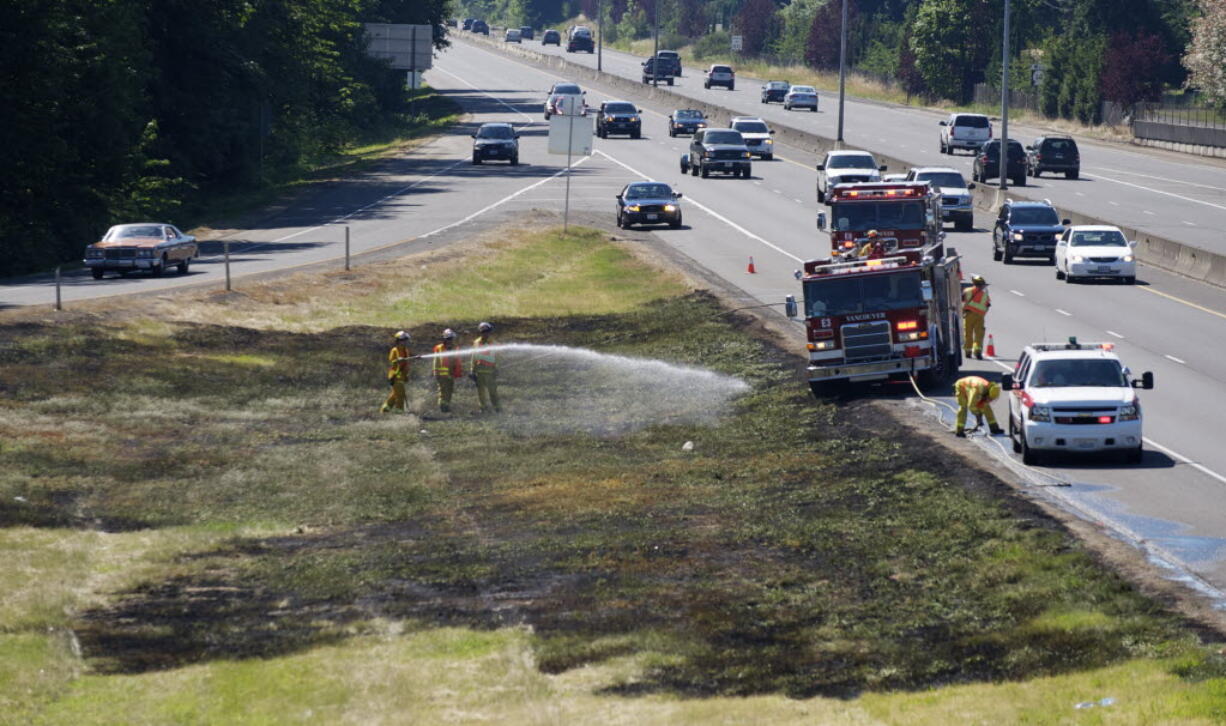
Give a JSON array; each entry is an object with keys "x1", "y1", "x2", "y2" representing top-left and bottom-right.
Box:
[{"x1": 83, "y1": 223, "x2": 198, "y2": 279}]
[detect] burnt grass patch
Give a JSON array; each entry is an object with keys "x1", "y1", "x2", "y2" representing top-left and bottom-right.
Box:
[{"x1": 1, "y1": 293, "x2": 1203, "y2": 695}]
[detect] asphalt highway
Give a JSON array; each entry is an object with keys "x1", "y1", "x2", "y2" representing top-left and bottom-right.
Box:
[{"x1": 506, "y1": 33, "x2": 1226, "y2": 255}]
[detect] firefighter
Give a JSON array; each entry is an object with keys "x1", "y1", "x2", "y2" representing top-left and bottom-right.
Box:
[
  {"x1": 469, "y1": 321, "x2": 501, "y2": 413},
  {"x1": 432, "y1": 328, "x2": 464, "y2": 413},
  {"x1": 954, "y1": 375, "x2": 1003, "y2": 437},
  {"x1": 380, "y1": 331, "x2": 413, "y2": 413},
  {"x1": 857, "y1": 229, "x2": 886, "y2": 259},
  {"x1": 962, "y1": 274, "x2": 991, "y2": 360}
]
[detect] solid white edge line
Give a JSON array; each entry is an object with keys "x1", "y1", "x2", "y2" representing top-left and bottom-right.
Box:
[{"x1": 593, "y1": 149, "x2": 804, "y2": 263}]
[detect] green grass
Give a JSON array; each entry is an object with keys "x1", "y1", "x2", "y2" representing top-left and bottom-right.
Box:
[{"x1": 1, "y1": 226, "x2": 1224, "y2": 723}]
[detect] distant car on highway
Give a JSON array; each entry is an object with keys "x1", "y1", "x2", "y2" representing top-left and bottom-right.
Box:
[
  {"x1": 84, "y1": 223, "x2": 197, "y2": 279},
  {"x1": 905, "y1": 166, "x2": 976, "y2": 231},
  {"x1": 504, "y1": 28, "x2": 521, "y2": 43},
  {"x1": 992, "y1": 199, "x2": 1067, "y2": 262},
  {"x1": 667, "y1": 109, "x2": 707, "y2": 137},
  {"x1": 655, "y1": 50, "x2": 682, "y2": 76},
  {"x1": 462, "y1": 18, "x2": 474, "y2": 30},
  {"x1": 616, "y1": 181, "x2": 683, "y2": 229},
  {"x1": 544, "y1": 81, "x2": 585, "y2": 120},
  {"x1": 730, "y1": 116, "x2": 775, "y2": 160},
  {"x1": 641, "y1": 56, "x2": 675, "y2": 85},
  {"x1": 704, "y1": 64, "x2": 735, "y2": 90},
  {"x1": 1003, "y1": 339, "x2": 1152, "y2": 464},
  {"x1": 761, "y1": 80, "x2": 790, "y2": 104},
  {"x1": 471, "y1": 19, "x2": 489, "y2": 35},
  {"x1": 973, "y1": 139, "x2": 1027, "y2": 187},
  {"x1": 445, "y1": 18, "x2": 458, "y2": 27},
  {"x1": 519, "y1": 26, "x2": 534, "y2": 40},
  {"x1": 471, "y1": 122, "x2": 520, "y2": 165},
  {"x1": 1027, "y1": 135, "x2": 1081, "y2": 179},
  {"x1": 939, "y1": 113, "x2": 991, "y2": 154},
  {"x1": 1055, "y1": 225, "x2": 1137, "y2": 284},
  {"x1": 567, "y1": 26, "x2": 594, "y2": 52},
  {"x1": 682, "y1": 128, "x2": 752, "y2": 179},
  {"x1": 542, "y1": 29, "x2": 561, "y2": 46},
  {"x1": 783, "y1": 85, "x2": 818, "y2": 111},
  {"x1": 597, "y1": 101, "x2": 642, "y2": 139},
  {"x1": 816, "y1": 150, "x2": 886, "y2": 202}
]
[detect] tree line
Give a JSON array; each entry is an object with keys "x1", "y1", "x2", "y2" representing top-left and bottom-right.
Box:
[{"x1": 0, "y1": 0, "x2": 451, "y2": 278}]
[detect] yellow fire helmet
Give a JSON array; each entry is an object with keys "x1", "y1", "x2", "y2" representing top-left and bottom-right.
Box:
[{"x1": 987, "y1": 383, "x2": 1001, "y2": 400}]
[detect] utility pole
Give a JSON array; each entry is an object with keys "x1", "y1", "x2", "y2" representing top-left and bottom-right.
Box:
[
  {"x1": 836, "y1": 0, "x2": 848, "y2": 146},
  {"x1": 652, "y1": 0, "x2": 659, "y2": 87},
  {"x1": 597, "y1": 0, "x2": 603, "y2": 71},
  {"x1": 1000, "y1": 0, "x2": 1011, "y2": 193}
]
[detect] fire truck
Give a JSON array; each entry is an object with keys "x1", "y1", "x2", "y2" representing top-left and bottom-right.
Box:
[
  {"x1": 816, "y1": 181, "x2": 944, "y2": 257},
  {"x1": 794, "y1": 181, "x2": 964, "y2": 395}
]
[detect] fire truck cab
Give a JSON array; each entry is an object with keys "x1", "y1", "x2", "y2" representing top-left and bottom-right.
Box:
[
  {"x1": 817, "y1": 181, "x2": 944, "y2": 258},
  {"x1": 793, "y1": 243, "x2": 964, "y2": 396}
]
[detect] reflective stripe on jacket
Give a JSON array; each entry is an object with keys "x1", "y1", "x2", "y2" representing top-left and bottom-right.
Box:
[
  {"x1": 388, "y1": 344, "x2": 411, "y2": 381},
  {"x1": 471, "y1": 336, "x2": 497, "y2": 369},
  {"x1": 433, "y1": 343, "x2": 463, "y2": 378},
  {"x1": 963, "y1": 286, "x2": 990, "y2": 316}
]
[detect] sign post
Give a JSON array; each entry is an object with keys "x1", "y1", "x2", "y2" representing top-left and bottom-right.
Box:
[{"x1": 547, "y1": 96, "x2": 593, "y2": 235}]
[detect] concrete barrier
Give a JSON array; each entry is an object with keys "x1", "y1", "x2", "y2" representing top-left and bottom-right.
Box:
[{"x1": 457, "y1": 34, "x2": 1226, "y2": 287}]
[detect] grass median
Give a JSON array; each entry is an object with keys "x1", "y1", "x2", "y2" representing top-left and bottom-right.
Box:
[{"x1": 1, "y1": 224, "x2": 1223, "y2": 723}]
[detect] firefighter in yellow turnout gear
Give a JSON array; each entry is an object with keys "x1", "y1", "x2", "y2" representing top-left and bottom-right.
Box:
[
  {"x1": 380, "y1": 330, "x2": 413, "y2": 413},
  {"x1": 432, "y1": 328, "x2": 464, "y2": 413},
  {"x1": 962, "y1": 274, "x2": 991, "y2": 360},
  {"x1": 954, "y1": 375, "x2": 1003, "y2": 437},
  {"x1": 470, "y1": 321, "x2": 501, "y2": 413}
]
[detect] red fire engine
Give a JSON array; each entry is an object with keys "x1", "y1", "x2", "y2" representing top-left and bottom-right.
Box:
[
  {"x1": 792, "y1": 235, "x2": 964, "y2": 396},
  {"x1": 817, "y1": 181, "x2": 944, "y2": 257}
]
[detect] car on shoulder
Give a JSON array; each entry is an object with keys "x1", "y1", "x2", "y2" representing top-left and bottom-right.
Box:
[
  {"x1": 504, "y1": 28, "x2": 522, "y2": 43},
  {"x1": 783, "y1": 85, "x2": 818, "y2": 112},
  {"x1": 939, "y1": 112, "x2": 991, "y2": 154},
  {"x1": 616, "y1": 181, "x2": 683, "y2": 229},
  {"x1": 567, "y1": 26, "x2": 594, "y2": 52},
  {"x1": 542, "y1": 29, "x2": 561, "y2": 45},
  {"x1": 816, "y1": 150, "x2": 885, "y2": 202},
  {"x1": 704, "y1": 64, "x2": 734, "y2": 90},
  {"x1": 905, "y1": 166, "x2": 976, "y2": 231},
  {"x1": 471, "y1": 19, "x2": 489, "y2": 35},
  {"x1": 730, "y1": 116, "x2": 775, "y2": 160},
  {"x1": 668, "y1": 109, "x2": 707, "y2": 137},
  {"x1": 682, "y1": 128, "x2": 752, "y2": 178},
  {"x1": 519, "y1": 26, "x2": 535, "y2": 40},
  {"x1": 471, "y1": 122, "x2": 520, "y2": 165},
  {"x1": 544, "y1": 81, "x2": 585, "y2": 120},
  {"x1": 597, "y1": 101, "x2": 642, "y2": 138},
  {"x1": 84, "y1": 223, "x2": 197, "y2": 279},
  {"x1": 992, "y1": 199, "x2": 1067, "y2": 262},
  {"x1": 1027, "y1": 135, "x2": 1080, "y2": 179},
  {"x1": 972, "y1": 138, "x2": 1027, "y2": 186},
  {"x1": 761, "y1": 80, "x2": 790, "y2": 103},
  {"x1": 1002, "y1": 338, "x2": 1153, "y2": 464},
  {"x1": 1055, "y1": 225, "x2": 1137, "y2": 284}
]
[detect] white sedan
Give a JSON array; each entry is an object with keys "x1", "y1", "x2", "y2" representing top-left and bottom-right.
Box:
[
  {"x1": 1055, "y1": 225, "x2": 1137, "y2": 284},
  {"x1": 784, "y1": 85, "x2": 818, "y2": 112}
]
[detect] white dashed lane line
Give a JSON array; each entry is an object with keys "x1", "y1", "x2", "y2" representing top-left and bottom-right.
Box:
[
  {"x1": 1143, "y1": 210, "x2": 1155, "y2": 215},
  {"x1": 1106, "y1": 330, "x2": 1125, "y2": 338},
  {"x1": 1109, "y1": 200, "x2": 1119, "y2": 206},
  {"x1": 1165, "y1": 354, "x2": 1187, "y2": 365},
  {"x1": 1009, "y1": 289, "x2": 1025, "y2": 297},
  {"x1": 1055, "y1": 308, "x2": 1072, "y2": 317},
  {"x1": 1184, "y1": 220, "x2": 1197, "y2": 226}
]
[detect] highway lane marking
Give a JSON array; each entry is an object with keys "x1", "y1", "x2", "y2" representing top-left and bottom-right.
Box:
[
  {"x1": 794, "y1": 198, "x2": 804, "y2": 204},
  {"x1": 1106, "y1": 330, "x2": 1125, "y2": 338},
  {"x1": 1136, "y1": 286, "x2": 1226, "y2": 322},
  {"x1": 1084, "y1": 171, "x2": 1226, "y2": 213},
  {"x1": 1009, "y1": 289, "x2": 1025, "y2": 297},
  {"x1": 1143, "y1": 210, "x2": 1155, "y2": 215},
  {"x1": 1165, "y1": 354, "x2": 1187, "y2": 365},
  {"x1": 594, "y1": 149, "x2": 804, "y2": 263},
  {"x1": 430, "y1": 65, "x2": 537, "y2": 123},
  {"x1": 773, "y1": 188, "x2": 782, "y2": 194},
  {"x1": 1184, "y1": 220, "x2": 1197, "y2": 226},
  {"x1": 1109, "y1": 200, "x2": 1119, "y2": 206},
  {"x1": 1090, "y1": 165, "x2": 1226, "y2": 193},
  {"x1": 1055, "y1": 308, "x2": 1072, "y2": 316}
]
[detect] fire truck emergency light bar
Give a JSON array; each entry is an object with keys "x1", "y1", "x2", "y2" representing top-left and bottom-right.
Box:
[
  {"x1": 827, "y1": 183, "x2": 929, "y2": 201},
  {"x1": 811, "y1": 255, "x2": 915, "y2": 275},
  {"x1": 1030, "y1": 337, "x2": 1116, "y2": 352}
]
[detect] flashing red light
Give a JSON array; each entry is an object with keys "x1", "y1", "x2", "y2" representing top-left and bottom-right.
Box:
[
  {"x1": 842, "y1": 240, "x2": 855, "y2": 248},
  {"x1": 1097, "y1": 416, "x2": 1113, "y2": 424},
  {"x1": 1100, "y1": 342, "x2": 1115, "y2": 351},
  {"x1": 896, "y1": 320, "x2": 919, "y2": 331},
  {"x1": 847, "y1": 190, "x2": 860, "y2": 197}
]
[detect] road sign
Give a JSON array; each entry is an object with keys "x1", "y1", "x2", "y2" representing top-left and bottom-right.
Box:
[
  {"x1": 364, "y1": 24, "x2": 433, "y2": 70},
  {"x1": 731, "y1": 35, "x2": 743, "y2": 51},
  {"x1": 548, "y1": 114, "x2": 593, "y2": 156}
]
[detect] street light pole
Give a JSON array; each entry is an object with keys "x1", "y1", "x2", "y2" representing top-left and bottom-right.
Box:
[
  {"x1": 999, "y1": 0, "x2": 1011, "y2": 192},
  {"x1": 836, "y1": 0, "x2": 848, "y2": 146},
  {"x1": 597, "y1": 0, "x2": 603, "y2": 71},
  {"x1": 652, "y1": 0, "x2": 659, "y2": 87}
]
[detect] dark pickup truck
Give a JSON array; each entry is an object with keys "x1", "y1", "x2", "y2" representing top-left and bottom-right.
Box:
[{"x1": 681, "y1": 128, "x2": 752, "y2": 179}]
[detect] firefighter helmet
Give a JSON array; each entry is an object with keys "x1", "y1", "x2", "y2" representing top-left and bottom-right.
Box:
[
  {"x1": 394, "y1": 330, "x2": 410, "y2": 341},
  {"x1": 971, "y1": 274, "x2": 987, "y2": 286},
  {"x1": 866, "y1": 229, "x2": 880, "y2": 238},
  {"x1": 987, "y1": 382, "x2": 1001, "y2": 400},
  {"x1": 441, "y1": 328, "x2": 456, "y2": 340},
  {"x1": 477, "y1": 321, "x2": 494, "y2": 333}
]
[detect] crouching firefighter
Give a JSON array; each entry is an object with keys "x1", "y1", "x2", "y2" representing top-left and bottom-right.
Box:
[{"x1": 954, "y1": 375, "x2": 1003, "y2": 437}]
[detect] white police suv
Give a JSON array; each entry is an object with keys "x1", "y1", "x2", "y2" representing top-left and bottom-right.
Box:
[{"x1": 1002, "y1": 338, "x2": 1153, "y2": 465}]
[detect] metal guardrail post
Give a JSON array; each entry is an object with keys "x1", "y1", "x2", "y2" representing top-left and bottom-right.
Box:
[
  {"x1": 224, "y1": 240, "x2": 232, "y2": 291},
  {"x1": 55, "y1": 266, "x2": 62, "y2": 311},
  {"x1": 345, "y1": 226, "x2": 351, "y2": 270}
]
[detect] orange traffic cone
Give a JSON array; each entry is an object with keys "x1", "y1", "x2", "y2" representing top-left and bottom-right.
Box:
[
  {"x1": 986, "y1": 334, "x2": 997, "y2": 357},
  {"x1": 747, "y1": 256, "x2": 757, "y2": 274}
]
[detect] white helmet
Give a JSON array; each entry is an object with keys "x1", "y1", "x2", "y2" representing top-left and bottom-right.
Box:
[
  {"x1": 442, "y1": 328, "x2": 456, "y2": 340},
  {"x1": 478, "y1": 321, "x2": 494, "y2": 333},
  {"x1": 394, "y1": 330, "x2": 410, "y2": 341}
]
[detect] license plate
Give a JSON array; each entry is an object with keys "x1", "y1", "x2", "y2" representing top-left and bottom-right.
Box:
[
  {"x1": 1074, "y1": 438, "x2": 1097, "y2": 449},
  {"x1": 720, "y1": 162, "x2": 733, "y2": 168},
  {"x1": 1095, "y1": 266, "x2": 1114, "y2": 273},
  {"x1": 646, "y1": 213, "x2": 658, "y2": 220}
]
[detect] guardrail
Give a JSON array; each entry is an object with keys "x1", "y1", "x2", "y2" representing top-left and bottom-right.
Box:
[{"x1": 455, "y1": 32, "x2": 1226, "y2": 288}]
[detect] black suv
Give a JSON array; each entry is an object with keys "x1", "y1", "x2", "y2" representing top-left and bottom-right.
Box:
[
  {"x1": 682, "y1": 128, "x2": 752, "y2": 179},
  {"x1": 973, "y1": 139, "x2": 1027, "y2": 186},
  {"x1": 641, "y1": 57, "x2": 675, "y2": 85},
  {"x1": 471, "y1": 19, "x2": 489, "y2": 35},
  {"x1": 471, "y1": 122, "x2": 519, "y2": 165},
  {"x1": 1027, "y1": 135, "x2": 1080, "y2": 179},
  {"x1": 542, "y1": 29, "x2": 561, "y2": 45},
  {"x1": 761, "y1": 80, "x2": 789, "y2": 103},
  {"x1": 519, "y1": 26, "x2": 534, "y2": 40},
  {"x1": 668, "y1": 109, "x2": 707, "y2": 137},
  {"x1": 597, "y1": 101, "x2": 642, "y2": 139},
  {"x1": 992, "y1": 199, "x2": 1069, "y2": 263},
  {"x1": 567, "y1": 27, "x2": 594, "y2": 52}
]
